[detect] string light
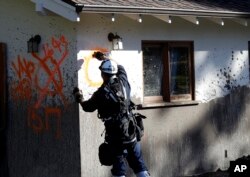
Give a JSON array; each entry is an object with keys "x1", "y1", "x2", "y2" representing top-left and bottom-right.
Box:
[
  {"x1": 138, "y1": 14, "x2": 142, "y2": 23},
  {"x1": 196, "y1": 17, "x2": 199, "y2": 25},
  {"x1": 168, "y1": 16, "x2": 172, "y2": 24},
  {"x1": 221, "y1": 19, "x2": 224, "y2": 26},
  {"x1": 77, "y1": 14, "x2": 80, "y2": 22},
  {"x1": 111, "y1": 13, "x2": 115, "y2": 22}
]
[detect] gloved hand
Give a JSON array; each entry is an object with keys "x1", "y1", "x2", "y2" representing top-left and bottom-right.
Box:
[
  {"x1": 92, "y1": 51, "x2": 105, "y2": 60},
  {"x1": 73, "y1": 87, "x2": 84, "y2": 103}
]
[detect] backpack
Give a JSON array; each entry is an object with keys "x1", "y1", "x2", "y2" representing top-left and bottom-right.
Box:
[{"x1": 101, "y1": 77, "x2": 138, "y2": 143}]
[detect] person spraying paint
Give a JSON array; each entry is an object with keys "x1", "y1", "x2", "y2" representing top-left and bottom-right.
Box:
[{"x1": 73, "y1": 51, "x2": 150, "y2": 177}]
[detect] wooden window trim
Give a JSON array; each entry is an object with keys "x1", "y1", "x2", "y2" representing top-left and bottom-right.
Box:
[
  {"x1": 167, "y1": 42, "x2": 195, "y2": 101},
  {"x1": 142, "y1": 40, "x2": 195, "y2": 106}
]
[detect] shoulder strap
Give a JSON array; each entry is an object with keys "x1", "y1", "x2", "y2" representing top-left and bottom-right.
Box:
[
  {"x1": 118, "y1": 79, "x2": 130, "y2": 113},
  {"x1": 104, "y1": 86, "x2": 119, "y2": 103},
  {"x1": 104, "y1": 78, "x2": 130, "y2": 114}
]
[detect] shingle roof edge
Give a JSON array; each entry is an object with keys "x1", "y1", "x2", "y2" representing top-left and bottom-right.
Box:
[
  {"x1": 61, "y1": 1, "x2": 250, "y2": 18},
  {"x1": 82, "y1": 5, "x2": 250, "y2": 18}
]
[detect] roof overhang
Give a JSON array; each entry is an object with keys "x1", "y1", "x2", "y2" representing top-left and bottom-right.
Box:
[
  {"x1": 76, "y1": 4, "x2": 250, "y2": 18},
  {"x1": 31, "y1": 0, "x2": 81, "y2": 21},
  {"x1": 31, "y1": 0, "x2": 250, "y2": 26}
]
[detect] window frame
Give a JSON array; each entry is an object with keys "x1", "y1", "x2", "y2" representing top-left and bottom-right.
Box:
[{"x1": 142, "y1": 40, "x2": 195, "y2": 105}]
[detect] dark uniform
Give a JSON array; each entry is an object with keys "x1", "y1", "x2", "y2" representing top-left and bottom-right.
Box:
[
  {"x1": 80, "y1": 64, "x2": 148, "y2": 177},
  {"x1": 81, "y1": 65, "x2": 132, "y2": 143}
]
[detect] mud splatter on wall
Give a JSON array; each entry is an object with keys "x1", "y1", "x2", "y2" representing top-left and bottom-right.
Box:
[
  {"x1": 0, "y1": 1, "x2": 80, "y2": 176},
  {"x1": 10, "y1": 35, "x2": 69, "y2": 139},
  {"x1": 216, "y1": 51, "x2": 247, "y2": 91},
  {"x1": 196, "y1": 49, "x2": 248, "y2": 102}
]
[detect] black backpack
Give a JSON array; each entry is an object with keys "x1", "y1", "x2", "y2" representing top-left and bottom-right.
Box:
[{"x1": 101, "y1": 77, "x2": 138, "y2": 143}]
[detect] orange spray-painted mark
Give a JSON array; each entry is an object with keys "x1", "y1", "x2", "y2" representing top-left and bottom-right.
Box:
[
  {"x1": 32, "y1": 35, "x2": 68, "y2": 108},
  {"x1": 28, "y1": 107, "x2": 43, "y2": 134},
  {"x1": 45, "y1": 107, "x2": 62, "y2": 139},
  {"x1": 11, "y1": 35, "x2": 69, "y2": 139},
  {"x1": 84, "y1": 48, "x2": 109, "y2": 87},
  {"x1": 12, "y1": 55, "x2": 35, "y2": 80},
  {"x1": 12, "y1": 78, "x2": 33, "y2": 101},
  {"x1": 11, "y1": 56, "x2": 35, "y2": 101},
  {"x1": 28, "y1": 106, "x2": 62, "y2": 139},
  {"x1": 84, "y1": 53, "x2": 103, "y2": 87}
]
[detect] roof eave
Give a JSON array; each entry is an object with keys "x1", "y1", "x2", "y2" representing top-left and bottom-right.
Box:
[{"x1": 80, "y1": 5, "x2": 250, "y2": 18}]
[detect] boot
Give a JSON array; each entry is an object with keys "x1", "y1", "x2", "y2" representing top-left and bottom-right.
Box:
[{"x1": 136, "y1": 171, "x2": 150, "y2": 177}]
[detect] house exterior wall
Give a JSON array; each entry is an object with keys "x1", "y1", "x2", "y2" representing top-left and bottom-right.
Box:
[
  {"x1": 77, "y1": 13, "x2": 250, "y2": 177},
  {"x1": 0, "y1": 0, "x2": 80, "y2": 177},
  {"x1": 1, "y1": 0, "x2": 250, "y2": 177}
]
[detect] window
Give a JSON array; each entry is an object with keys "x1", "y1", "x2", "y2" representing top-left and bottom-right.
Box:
[{"x1": 142, "y1": 41, "x2": 195, "y2": 104}]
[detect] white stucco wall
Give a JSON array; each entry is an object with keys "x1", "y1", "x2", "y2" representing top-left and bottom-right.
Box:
[
  {"x1": 76, "y1": 13, "x2": 250, "y2": 104},
  {"x1": 76, "y1": 13, "x2": 250, "y2": 177}
]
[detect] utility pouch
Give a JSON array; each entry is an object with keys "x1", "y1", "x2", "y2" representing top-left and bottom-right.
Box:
[
  {"x1": 133, "y1": 113, "x2": 147, "y2": 141},
  {"x1": 98, "y1": 142, "x2": 114, "y2": 166}
]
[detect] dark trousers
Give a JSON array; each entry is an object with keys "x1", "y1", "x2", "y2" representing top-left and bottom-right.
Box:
[{"x1": 111, "y1": 141, "x2": 148, "y2": 176}]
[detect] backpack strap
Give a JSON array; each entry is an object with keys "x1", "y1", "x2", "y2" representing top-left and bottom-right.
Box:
[
  {"x1": 104, "y1": 77, "x2": 130, "y2": 114},
  {"x1": 118, "y1": 79, "x2": 129, "y2": 113},
  {"x1": 103, "y1": 86, "x2": 119, "y2": 103}
]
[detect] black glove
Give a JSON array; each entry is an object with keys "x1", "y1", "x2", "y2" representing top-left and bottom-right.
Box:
[
  {"x1": 73, "y1": 87, "x2": 84, "y2": 103},
  {"x1": 92, "y1": 51, "x2": 104, "y2": 60}
]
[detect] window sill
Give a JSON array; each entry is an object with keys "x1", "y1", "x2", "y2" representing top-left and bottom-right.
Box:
[{"x1": 138, "y1": 100, "x2": 200, "y2": 109}]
